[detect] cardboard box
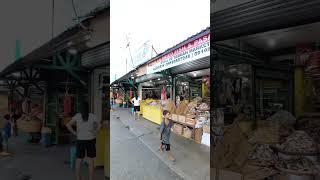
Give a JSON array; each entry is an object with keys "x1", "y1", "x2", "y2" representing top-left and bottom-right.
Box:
[
  {"x1": 178, "y1": 115, "x2": 186, "y2": 123},
  {"x1": 186, "y1": 118, "x2": 196, "y2": 126},
  {"x1": 171, "y1": 114, "x2": 178, "y2": 121},
  {"x1": 203, "y1": 124, "x2": 210, "y2": 133},
  {"x1": 183, "y1": 127, "x2": 192, "y2": 139},
  {"x1": 173, "y1": 124, "x2": 183, "y2": 135},
  {"x1": 194, "y1": 128, "x2": 203, "y2": 143}
]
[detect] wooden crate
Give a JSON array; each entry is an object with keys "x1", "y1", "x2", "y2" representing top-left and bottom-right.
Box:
[{"x1": 194, "y1": 128, "x2": 203, "y2": 143}]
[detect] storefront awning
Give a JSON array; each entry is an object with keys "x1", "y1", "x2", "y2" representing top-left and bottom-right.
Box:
[{"x1": 212, "y1": 0, "x2": 320, "y2": 41}]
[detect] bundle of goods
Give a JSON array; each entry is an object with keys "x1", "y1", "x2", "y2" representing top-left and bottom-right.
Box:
[
  {"x1": 161, "y1": 100, "x2": 176, "y2": 113},
  {"x1": 266, "y1": 110, "x2": 296, "y2": 127},
  {"x1": 115, "y1": 98, "x2": 123, "y2": 104},
  {"x1": 276, "y1": 157, "x2": 319, "y2": 175},
  {"x1": 17, "y1": 115, "x2": 42, "y2": 133},
  {"x1": 182, "y1": 127, "x2": 192, "y2": 139},
  {"x1": 276, "y1": 131, "x2": 319, "y2": 154},
  {"x1": 248, "y1": 120, "x2": 280, "y2": 144},
  {"x1": 197, "y1": 102, "x2": 209, "y2": 111},
  {"x1": 175, "y1": 101, "x2": 188, "y2": 115},
  {"x1": 184, "y1": 101, "x2": 198, "y2": 117},
  {"x1": 248, "y1": 144, "x2": 277, "y2": 166}
]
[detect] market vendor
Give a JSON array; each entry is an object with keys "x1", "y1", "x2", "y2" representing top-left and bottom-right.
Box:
[{"x1": 0, "y1": 114, "x2": 12, "y2": 153}]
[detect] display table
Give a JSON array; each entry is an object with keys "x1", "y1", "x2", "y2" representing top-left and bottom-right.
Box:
[{"x1": 142, "y1": 105, "x2": 163, "y2": 125}]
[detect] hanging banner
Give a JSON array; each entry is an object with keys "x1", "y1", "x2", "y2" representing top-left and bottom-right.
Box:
[{"x1": 147, "y1": 33, "x2": 210, "y2": 74}]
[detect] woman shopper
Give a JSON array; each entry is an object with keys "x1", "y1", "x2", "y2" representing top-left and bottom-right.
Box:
[
  {"x1": 66, "y1": 103, "x2": 101, "y2": 180},
  {"x1": 131, "y1": 94, "x2": 141, "y2": 120},
  {"x1": 159, "y1": 110, "x2": 175, "y2": 162}
]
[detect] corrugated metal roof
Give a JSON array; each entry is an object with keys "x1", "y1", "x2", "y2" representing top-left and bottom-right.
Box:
[{"x1": 0, "y1": 5, "x2": 110, "y2": 77}]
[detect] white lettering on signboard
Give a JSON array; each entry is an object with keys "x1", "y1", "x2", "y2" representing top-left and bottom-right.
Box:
[{"x1": 146, "y1": 33, "x2": 210, "y2": 74}]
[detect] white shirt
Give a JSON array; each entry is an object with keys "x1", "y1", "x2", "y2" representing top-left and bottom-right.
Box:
[
  {"x1": 71, "y1": 113, "x2": 99, "y2": 140},
  {"x1": 132, "y1": 97, "x2": 141, "y2": 106}
]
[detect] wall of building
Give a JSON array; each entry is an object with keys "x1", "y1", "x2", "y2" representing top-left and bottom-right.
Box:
[{"x1": 90, "y1": 67, "x2": 107, "y2": 121}]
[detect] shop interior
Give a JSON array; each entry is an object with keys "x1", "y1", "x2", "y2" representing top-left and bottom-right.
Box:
[{"x1": 212, "y1": 21, "x2": 320, "y2": 179}]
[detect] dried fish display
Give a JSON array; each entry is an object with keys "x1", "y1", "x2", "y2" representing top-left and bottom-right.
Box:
[
  {"x1": 277, "y1": 157, "x2": 318, "y2": 174},
  {"x1": 248, "y1": 144, "x2": 277, "y2": 165},
  {"x1": 278, "y1": 131, "x2": 318, "y2": 154}
]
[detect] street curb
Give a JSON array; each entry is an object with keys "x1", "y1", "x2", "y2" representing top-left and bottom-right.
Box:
[{"x1": 114, "y1": 110, "x2": 191, "y2": 180}]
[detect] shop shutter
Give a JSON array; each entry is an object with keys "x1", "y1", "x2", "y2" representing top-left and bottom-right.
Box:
[
  {"x1": 81, "y1": 43, "x2": 110, "y2": 68},
  {"x1": 212, "y1": 0, "x2": 320, "y2": 41}
]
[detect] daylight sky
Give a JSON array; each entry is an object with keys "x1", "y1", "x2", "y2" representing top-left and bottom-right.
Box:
[
  {"x1": 110, "y1": 0, "x2": 210, "y2": 83},
  {"x1": 0, "y1": 0, "x2": 107, "y2": 71}
]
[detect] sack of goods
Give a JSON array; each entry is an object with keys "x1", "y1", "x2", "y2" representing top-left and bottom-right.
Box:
[
  {"x1": 172, "y1": 124, "x2": 183, "y2": 135},
  {"x1": 115, "y1": 98, "x2": 123, "y2": 104},
  {"x1": 182, "y1": 127, "x2": 192, "y2": 139}
]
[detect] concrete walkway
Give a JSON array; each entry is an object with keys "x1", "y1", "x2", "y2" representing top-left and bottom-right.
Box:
[
  {"x1": 111, "y1": 108, "x2": 210, "y2": 180},
  {"x1": 110, "y1": 112, "x2": 182, "y2": 180},
  {"x1": 0, "y1": 133, "x2": 105, "y2": 180}
]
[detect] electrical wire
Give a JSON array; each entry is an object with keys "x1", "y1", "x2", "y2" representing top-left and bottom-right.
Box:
[{"x1": 71, "y1": 0, "x2": 89, "y2": 31}]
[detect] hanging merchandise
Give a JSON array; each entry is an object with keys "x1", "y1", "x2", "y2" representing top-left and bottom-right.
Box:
[
  {"x1": 161, "y1": 86, "x2": 167, "y2": 100},
  {"x1": 129, "y1": 89, "x2": 133, "y2": 99},
  {"x1": 22, "y1": 98, "x2": 29, "y2": 114}
]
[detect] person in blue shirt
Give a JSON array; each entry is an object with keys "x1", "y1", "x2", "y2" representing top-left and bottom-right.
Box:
[{"x1": 0, "y1": 114, "x2": 11, "y2": 153}]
